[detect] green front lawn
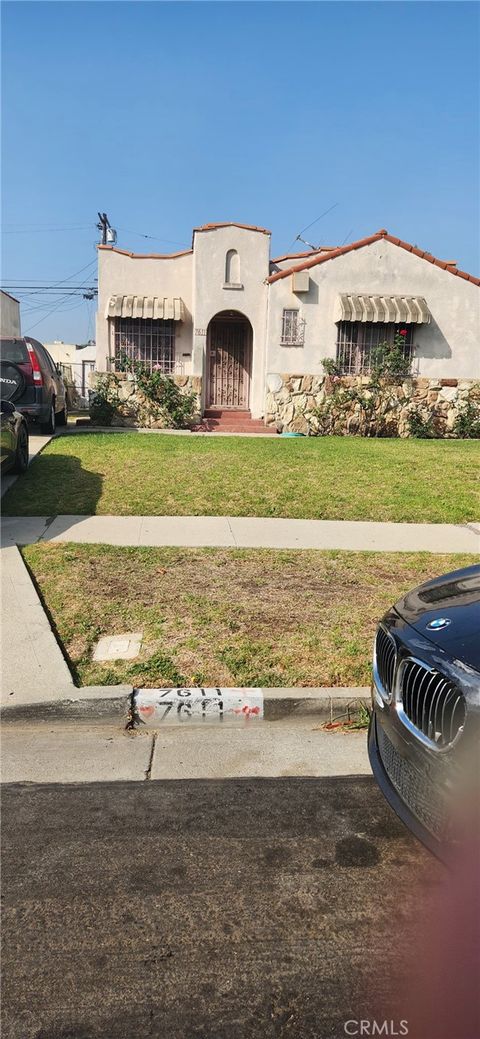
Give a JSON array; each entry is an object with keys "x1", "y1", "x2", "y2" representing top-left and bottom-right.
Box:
[
  {"x1": 3, "y1": 432, "x2": 479, "y2": 522},
  {"x1": 23, "y1": 544, "x2": 475, "y2": 687}
]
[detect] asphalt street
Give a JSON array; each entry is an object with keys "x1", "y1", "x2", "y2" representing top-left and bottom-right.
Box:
[{"x1": 2, "y1": 772, "x2": 447, "y2": 1039}]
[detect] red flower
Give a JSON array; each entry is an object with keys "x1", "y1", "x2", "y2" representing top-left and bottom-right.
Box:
[{"x1": 399, "y1": 328, "x2": 408, "y2": 336}]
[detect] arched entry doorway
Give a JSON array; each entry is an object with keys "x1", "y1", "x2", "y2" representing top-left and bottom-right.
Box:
[{"x1": 207, "y1": 310, "x2": 252, "y2": 408}]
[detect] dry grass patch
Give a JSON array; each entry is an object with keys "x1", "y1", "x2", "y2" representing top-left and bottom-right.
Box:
[{"x1": 22, "y1": 544, "x2": 475, "y2": 688}]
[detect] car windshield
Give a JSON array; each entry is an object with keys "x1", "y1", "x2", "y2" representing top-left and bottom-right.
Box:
[{"x1": 0, "y1": 339, "x2": 29, "y2": 363}]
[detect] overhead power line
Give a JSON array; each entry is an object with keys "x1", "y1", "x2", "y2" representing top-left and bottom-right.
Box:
[
  {"x1": 24, "y1": 293, "x2": 90, "y2": 333},
  {"x1": 116, "y1": 226, "x2": 189, "y2": 247},
  {"x1": 6, "y1": 258, "x2": 99, "y2": 331},
  {"x1": 297, "y1": 204, "x2": 339, "y2": 238},
  {"x1": 4, "y1": 286, "x2": 97, "y2": 291},
  {"x1": 285, "y1": 203, "x2": 340, "y2": 254},
  {"x1": 1, "y1": 226, "x2": 95, "y2": 234},
  {"x1": 2, "y1": 259, "x2": 99, "y2": 304}
]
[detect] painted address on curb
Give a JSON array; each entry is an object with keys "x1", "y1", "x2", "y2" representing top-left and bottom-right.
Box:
[{"x1": 135, "y1": 687, "x2": 264, "y2": 724}]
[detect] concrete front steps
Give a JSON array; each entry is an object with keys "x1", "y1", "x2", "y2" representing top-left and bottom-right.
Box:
[{"x1": 201, "y1": 409, "x2": 273, "y2": 433}]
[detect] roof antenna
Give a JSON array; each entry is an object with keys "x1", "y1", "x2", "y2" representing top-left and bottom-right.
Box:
[
  {"x1": 290, "y1": 202, "x2": 339, "y2": 252},
  {"x1": 340, "y1": 228, "x2": 354, "y2": 247},
  {"x1": 296, "y1": 234, "x2": 322, "y2": 251}
]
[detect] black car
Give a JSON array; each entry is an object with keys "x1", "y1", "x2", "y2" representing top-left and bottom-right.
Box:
[
  {"x1": 0, "y1": 336, "x2": 67, "y2": 433},
  {"x1": 369, "y1": 564, "x2": 480, "y2": 860},
  {"x1": 0, "y1": 398, "x2": 29, "y2": 473}
]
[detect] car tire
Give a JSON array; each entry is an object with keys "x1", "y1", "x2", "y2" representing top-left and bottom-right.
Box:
[
  {"x1": 57, "y1": 401, "x2": 68, "y2": 426},
  {"x1": 41, "y1": 399, "x2": 56, "y2": 434},
  {"x1": 11, "y1": 422, "x2": 29, "y2": 474}
]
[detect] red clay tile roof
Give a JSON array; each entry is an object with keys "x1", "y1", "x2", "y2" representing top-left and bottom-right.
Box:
[
  {"x1": 97, "y1": 245, "x2": 192, "y2": 259},
  {"x1": 271, "y1": 248, "x2": 336, "y2": 263},
  {"x1": 267, "y1": 230, "x2": 480, "y2": 286},
  {"x1": 193, "y1": 222, "x2": 271, "y2": 235}
]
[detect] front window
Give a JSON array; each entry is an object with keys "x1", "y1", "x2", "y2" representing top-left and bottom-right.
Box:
[
  {"x1": 281, "y1": 309, "x2": 305, "y2": 346},
  {"x1": 113, "y1": 318, "x2": 176, "y2": 373},
  {"x1": 336, "y1": 322, "x2": 413, "y2": 375}
]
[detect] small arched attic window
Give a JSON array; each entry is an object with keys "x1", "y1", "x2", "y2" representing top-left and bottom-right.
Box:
[{"x1": 224, "y1": 249, "x2": 242, "y2": 288}]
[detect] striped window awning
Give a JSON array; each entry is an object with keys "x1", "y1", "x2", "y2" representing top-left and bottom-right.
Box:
[
  {"x1": 337, "y1": 294, "x2": 430, "y2": 324},
  {"x1": 106, "y1": 296, "x2": 185, "y2": 321}
]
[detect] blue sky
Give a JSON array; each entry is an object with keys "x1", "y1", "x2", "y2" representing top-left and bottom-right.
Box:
[{"x1": 2, "y1": 0, "x2": 479, "y2": 343}]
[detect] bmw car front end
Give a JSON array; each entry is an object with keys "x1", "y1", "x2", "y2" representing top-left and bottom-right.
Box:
[{"x1": 368, "y1": 564, "x2": 480, "y2": 860}]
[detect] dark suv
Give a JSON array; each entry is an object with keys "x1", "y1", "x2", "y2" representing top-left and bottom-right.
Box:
[{"x1": 0, "y1": 337, "x2": 67, "y2": 433}]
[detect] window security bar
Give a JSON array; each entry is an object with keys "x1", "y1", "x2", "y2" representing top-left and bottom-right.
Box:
[
  {"x1": 335, "y1": 322, "x2": 415, "y2": 375},
  {"x1": 281, "y1": 310, "x2": 305, "y2": 346},
  {"x1": 111, "y1": 317, "x2": 179, "y2": 374}
]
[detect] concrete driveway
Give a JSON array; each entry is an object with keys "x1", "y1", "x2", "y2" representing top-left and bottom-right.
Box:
[{"x1": 1, "y1": 431, "x2": 52, "y2": 497}]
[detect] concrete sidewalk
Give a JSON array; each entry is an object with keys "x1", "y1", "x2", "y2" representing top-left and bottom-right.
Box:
[
  {"x1": 0, "y1": 544, "x2": 130, "y2": 714},
  {"x1": 3, "y1": 513, "x2": 480, "y2": 552},
  {"x1": 1, "y1": 545, "x2": 75, "y2": 706}
]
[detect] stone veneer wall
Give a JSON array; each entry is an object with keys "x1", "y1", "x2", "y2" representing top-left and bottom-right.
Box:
[
  {"x1": 91, "y1": 372, "x2": 202, "y2": 428},
  {"x1": 265, "y1": 375, "x2": 480, "y2": 437}
]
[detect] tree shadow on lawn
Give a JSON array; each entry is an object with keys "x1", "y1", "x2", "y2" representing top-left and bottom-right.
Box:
[{"x1": 2, "y1": 451, "x2": 104, "y2": 518}]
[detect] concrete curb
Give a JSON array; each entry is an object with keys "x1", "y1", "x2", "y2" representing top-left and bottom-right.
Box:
[
  {"x1": 262, "y1": 688, "x2": 370, "y2": 722},
  {"x1": 0, "y1": 686, "x2": 133, "y2": 724},
  {"x1": 1, "y1": 685, "x2": 370, "y2": 725}
]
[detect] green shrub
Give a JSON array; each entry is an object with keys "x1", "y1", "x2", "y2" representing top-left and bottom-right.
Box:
[
  {"x1": 321, "y1": 357, "x2": 342, "y2": 377},
  {"x1": 116, "y1": 355, "x2": 197, "y2": 428},
  {"x1": 407, "y1": 407, "x2": 437, "y2": 439},
  {"x1": 453, "y1": 401, "x2": 480, "y2": 439},
  {"x1": 89, "y1": 373, "x2": 122, "y2": 426},
  {"x1": 370, "y1": 332, "x2": 413, "y2": 382},
  {"x1": 313, "y1": 334, "x2": 413, "y2": 438},
  {"x1": 310, "y1": 383, "x2": 400, "y2": 438}
]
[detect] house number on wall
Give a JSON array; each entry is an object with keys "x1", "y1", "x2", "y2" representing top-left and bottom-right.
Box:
[{"x1": 195, "y1": 328, "x2": 207, "y2": 336}]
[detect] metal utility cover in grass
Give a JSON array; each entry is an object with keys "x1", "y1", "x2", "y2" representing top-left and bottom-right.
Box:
[{"x1": 93, "y1": 633, "x2": 143, "y2": 661}]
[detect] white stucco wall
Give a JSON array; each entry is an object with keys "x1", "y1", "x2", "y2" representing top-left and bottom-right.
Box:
[
  {"x1": 95, "y1": 233, "x2": 479, "y2": 421},
  {"x1": 45, "y1": 341, "x2": 97, "y2": 400},
  {"x1": 0, "y1": 291, "x2": 21, "y2": 337},
  {"x1": 192, "y1": 226, "x2": 270, "y2": 416},
  {"x1": 95, "y1": 247, "x2": 194, "y2": 372},
  {"x1": 266, "y1": 239, "x2": 480, "y2": 380},
  {"x1": 45, "y1": 341, "x2": 97, "y2": 365}
]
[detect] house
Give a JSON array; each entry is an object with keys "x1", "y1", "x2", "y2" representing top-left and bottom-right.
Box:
[
  {"x1": 1, "y1": 290, "x2": 21, "y2": 337},
  {"x1": 95, "y1": 224, "x2": 480, "y2": 429},
  {"x1": 44, "y1": 340, "x2": 96, "y2": 406}
]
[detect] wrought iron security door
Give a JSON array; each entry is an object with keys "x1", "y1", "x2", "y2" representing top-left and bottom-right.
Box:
[{"x1": 208, "y1": 315, "x2": 251, "y2": 408}]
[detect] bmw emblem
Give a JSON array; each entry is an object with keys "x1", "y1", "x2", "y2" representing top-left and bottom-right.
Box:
[{"x1": 426, "y1": 617, "x2": 452, "y2": 630}]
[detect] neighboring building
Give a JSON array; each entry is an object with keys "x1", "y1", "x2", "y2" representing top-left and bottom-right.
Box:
[
  {"x1": 0, "y1": 290, "x2": 21, "y2": 337},
  {"x1": 96, "y1": 224, "x2": 480, "y2": 421},
  {"x1": 44, "y1": 340, "x2": 96, "y2": 406}
]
